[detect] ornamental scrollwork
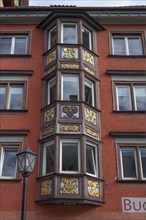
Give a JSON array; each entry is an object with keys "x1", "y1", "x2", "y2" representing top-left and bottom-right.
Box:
[
  {"x1": 44, "y1": 107, "x2": 55, "y2": 125},
  {"x1": 61, "y1": 63, "x2": 79, "y2": 69},
  {"x1": 46, "y1": 50, "x2": 56, "y2": 65},
  {"x1": 60, "y1": 178, "x2": 79, "y2": 195},
  {"x1": 41, "y1": 126, "x2": 54, "y2": 137},
  {"x1": 60, "y1": 125, "x2": 80, "y2": 132},
  {"x1": 85, "y1": 127, "x2": 99, "y2": 139},
  {"x1": 83, "y1": 65, "x2": 96, "y2": 76},
  {"x1": 88, "y1": 180, "x2": 100, "y2": 198},
  {"x1": 83, "y1": 50, "x2": 94, "y2": 66},
  {"x1": 85, "y1": 108, "x2": 96, "y2": 125},
  {"x1": 62, "y1": 105, "x2": 79, "y2": 118},
  {"x1": 41, "y1": 179, "x2": 53, "y2": 196},
  {"x1": 62, "y1": 48, "x2": 78, "y2": 59}
]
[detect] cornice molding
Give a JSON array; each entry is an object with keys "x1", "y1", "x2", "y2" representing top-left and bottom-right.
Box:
[
  {"x1": 0, "y1": 130, "x2": 29, "y2": 136},
  {"x1": 110, "y1": 132, "x2": 146, "y2": 138},
  {"x1": 106, "y1": 70, "x2": 146, "y2": 76}
]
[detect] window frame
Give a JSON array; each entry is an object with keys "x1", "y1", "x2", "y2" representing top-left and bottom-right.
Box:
[
  {"x1": 82, "y1": 26, "x2": 92, "y2": 50},
  {"x1": 48, "y1": 26, "x2": 57, "y2": 50},
  {"x1": 42, "y1": 140, "x2": 55, "y2": 176},
  {"x1": 114, "y1": 81, "x2": 146, "y2": 112},
  {"x1": 61, "y1": 23, "x2": 77, "y2": 44},
  {"x1": 0, "y1": 34, "x2": 29, "y2": 55},
  {"x1": 61, "y1": 74, "x2": 79, "y2": 101},
  {"x1": 0, "y1": 81, "x2": 27, "y2": 110},
  {"x1": 86, "y1": 142, "x2": 98, "y2": 177},
  {"x1": 84, "y1": 78, "x2": 95, "y2": 107},
  {"x1": 117, "y1": 144, "x2": 146, "y2": 181},
  {"x1": 60, "y1": 139, "x2": 80, "y2": 174},
  {"x1": 0, "y1": 143, "x2": 21, "y2": 179},
  {"x1": 47, "y1": 77, "x2": 56, "y2": 105}
]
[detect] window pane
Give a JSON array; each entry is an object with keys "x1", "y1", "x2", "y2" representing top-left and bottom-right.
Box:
[
  {"x1": 48, "y1": 79, "x2": 56, "y2": 104},
  {"x1": 49, "y1": 27, "x2": 56, "y2": 48},
  {"x1": 2, "y1": 149, "x2": 18, "y2": 177},
  {"x1": 46, "y1": 145, "x2": 54, "y2": 174},
  {"x1": 121, "y1": 149, "x2": 137, "y2": 178},
  {"x1": 85, "y1": 79, "x2": 94, "y2": 106},
  {"x1": 128, "y1": 38, "x2": 142, "y2": 55},
  {"x1": 86, "y1": 145, "x2": 97, "y2": 176},
  {"x1": 134, "y1": 86, "x2": 146, "y2": 111},
  {"x1": 10, "y1": 86, "x2": 23, "y2": 110},
  {"x1": 82, "y1": 28, "x2": 91, "y2": 49},
  {"x1": 0, "y1": 85, "x2": 6, "y2": 109},
  {"x1": 14, "y1": 37, "x2": 27, "y2": 54},
  {"x1": 63, "y1": 75, "x2": 79, "y2": 101},
  {"x1": 62, "y1": 142, "x2": 79, "y2": 171},
  {"x1": 63, "y1": 24, "x2": 77, "y2": 44},
  {"x1": 113, "y1": 38, "x2": 126, "y2": 55},
  {"x1": 0, "y1": 38, "x2": 11, "y2": 54},
  {"x1": 140, "y1": 149, "x2": 146, "y2": 178},
  {"x1": 117, "y1": 86, "x2": 132, "y2": 111}
]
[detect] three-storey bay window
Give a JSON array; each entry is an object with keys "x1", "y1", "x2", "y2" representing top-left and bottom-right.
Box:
[
  {"x1": 0, "y1": 35, "x2": 28, "y2": 55},
  {"x1": 61, "y1": 140, "x2": 80, "y2": 173},
  {"x1": 119, "y1": 145, "x2": 146, "y2": 180},
  {"x1": 61, "y1": 23, "x2": 77, "y2": 44},
  {"x1": 112, "y1": 35, "x2": 143, "y2": 55},
  {"x1": 115, "y1": 83, "x2": 146, "y2": 111},
  {"x1": 0, "y1": 83, "x2": 25, "y2": 110},
  {"x1": 62, "y1": 75, "x2": 79, "y2": 101},
  {"x1": 84, "y1": 78, "x2": 95, "y2": 106},
  {"x1": 47, "y1": 77, "x2": 56, "y2": 104},
  {"x1": 86, "y1": 142, "x2": 98, "y2": 177},
  {"x1": 82, "y1": 27, "x2": 92, "y2": 50}
]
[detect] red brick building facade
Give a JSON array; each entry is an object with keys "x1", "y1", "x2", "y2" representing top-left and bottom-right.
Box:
[{"x1": 0, "y1": 2, "x2": 146, "y2": 220}]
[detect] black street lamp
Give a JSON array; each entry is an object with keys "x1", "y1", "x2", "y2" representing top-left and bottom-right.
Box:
[{"x1": 17, "y1": 147, "x2": 37, "y2": 220}]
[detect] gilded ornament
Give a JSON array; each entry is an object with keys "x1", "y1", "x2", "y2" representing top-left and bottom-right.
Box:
[
  {"x1": 60, "y1": 125, "x2": 80, "y2": 132},
  {"x1": 85, "y1": 128, "x2": 99, "y2": 139},
  {"x1": 85, "y1": 108, "x2": 96, "y2": 125},
  {"x1": 41, "y1": 127, "x2": 54, "y2": 137},
  {"x1": 41, "y1": 179, "x2": 53, "y2": 196},
  {"x1": 44, "y1": 66, "x2": 56, "y2": 76},
  {"x1": 44, "y1": 107, "x2": 55, "y2": 125},
  {"x1": 88, "y1": 180, "x2": 100, "y2": 198},
  {"x1": 60, "y1": 178, "x2": 79, "y2": 195},
  {"x1": 62, "y1": 105, "x2": 78, "y2": 118},
  {"x1": 61, "y1": 63, "x2": 79, "y2": 69},
  {"x1": 83, "y1": 66, "x2": 96, "y2": 76},
  {"x1": 83, "y1": 50, "x2": 94, "y2": 66},
  {"x1": 47, "y1": 50, "x2": 56, "y2": 64},
  {"x1": 62, "y1": 48, "x2": 78, "y2": 59}
]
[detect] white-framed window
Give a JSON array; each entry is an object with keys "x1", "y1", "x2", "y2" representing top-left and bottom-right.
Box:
[
  {"x1": 115, "y1": 83, "x2": 146, "y2": 111},
  {"x1": 119, "y1": 146, "x2": 146, "y2": 180},
  {"x1": 61, "y1": 75, "x2": 79, "y2": 101},
  {"x1": 86, "y1": 142, "x2": 98, "y2": 177},
  {"x1": 47, "y1": 77, "x2": 56, "y2": 104},
  {"x1": 112, "y1": 35, "x2": 143, "y2": 55},
  {"x1": 42, "y1": 141, "x2": 54, "y2": 176},
  {"x1": 60, "y1": 139, "x2": 80, "y2": 173},
  {"x1": 82, "y1": 27, "x2": 92, "y2": 50},
  {"x1": 0, "y1": 36, "x2": 28, "y2": 55},
  {"x1": 0, "y1": 83, "x2": 25, "y2": 110},
  {"x1": 61, "y1": 23, "x2": 77, "y2": 44},
  {"x1": 84, "y1": 78, "x2": 95, "y2": 106},
  {"x1": 0, "y1": 143, "x2": 20, "y2": 179},
  {"x1": 48, "y1": 26, "x2": 57, "y2": 49}
]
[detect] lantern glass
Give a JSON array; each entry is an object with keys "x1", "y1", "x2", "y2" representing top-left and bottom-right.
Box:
[{"x1": 17, "y1": 147, "x2": 37, "y2": 175}]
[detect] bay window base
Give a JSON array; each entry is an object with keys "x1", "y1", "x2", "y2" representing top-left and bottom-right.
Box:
[{"x1": 36, "y1": 174, "x2": 104, "y2": 206}]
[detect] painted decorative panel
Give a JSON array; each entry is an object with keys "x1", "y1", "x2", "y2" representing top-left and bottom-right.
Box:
[
  {"x1": 85, "y1": 108, "x2": 96, "y2": 125},
  {"x1": 60, "y1": 178, "x2": 79, "y2": 195},
  {"x1": 88, "y1": 180, "x2": 100, "y2": 198},
  {"x1": 83, "y1": 50, "x2": 94, "y2": 66},
  {"x1": 60, "y1": 125, "x2": 80, "y2": 132},
  {"x1": 41, "y1": 179, "x2": 53, "y2": 196},
  {"x1": 46, "y1": 50, "x2": 56, "y2": 65},
  {"x1": 83, "y1": 65, "x2": 96, "y2": 77},
  {"x1": 61, "y1": 105, "x2": 79, "y2": 118},
  {"x1": 44, "y1": 107, "x2": 55, "y2": 126},
  {"x1": 62, "y1": 48, "x2": 78, "y2": 59}
]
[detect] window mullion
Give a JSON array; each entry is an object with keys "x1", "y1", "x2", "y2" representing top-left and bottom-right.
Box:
[
  {"x1": 137, "y1": 146, "x2": 143, "y2": 180},
  {"x1": 125, "y1": 37, "x2": 129, "y2": 55},
  {"x1": 5, "y1": 83, "x2": 11, "y2": 109},
  {"x1": 11, "y1": 37, "x2": 15, "y2": 54}
]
